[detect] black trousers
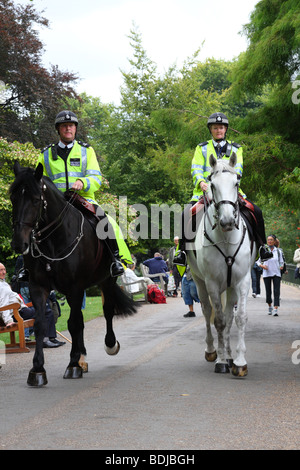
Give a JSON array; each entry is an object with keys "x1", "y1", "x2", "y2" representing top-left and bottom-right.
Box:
[{"x1": 263, "y1": 276, "x2": 281, "y2": 307}]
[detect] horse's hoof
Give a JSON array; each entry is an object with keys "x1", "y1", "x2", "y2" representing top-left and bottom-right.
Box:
[
  {"x1": 205, "y1": 350, "x2": 217, "y2": 362},
  {"x1": 105, "y1": 341, "x2": 120, "y2": 356},
  {"x1": 215, "y1": 362, "x2": 230, "y2": 373},
  {"x1": 63, "y1": 366, "x2": 83, "y2": 379},
  {"x1": 232, "y1": 363, "x2": 248, "y2": 377},
  {"x1": 27, "y1": 370, "x2": 48, "y2": 387},
  {"x1": 226, "y1": 358, "x2": 234, "y2": 368}
]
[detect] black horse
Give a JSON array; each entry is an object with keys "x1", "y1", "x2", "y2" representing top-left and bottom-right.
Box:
[{"x1": 10, "y1": 161, "x2": 137, "y2": 387}]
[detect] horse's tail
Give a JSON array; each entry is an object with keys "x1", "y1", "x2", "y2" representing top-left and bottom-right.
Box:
[{"x1": 110, "y1": 283, "x2": 138, "y2": 317}]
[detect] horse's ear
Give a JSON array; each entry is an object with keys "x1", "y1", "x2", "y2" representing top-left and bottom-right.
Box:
[
  {"x1": 34, "y1": 163, "x2": 44, "y2": 181},
  {"x1": 229, "y1": 152, "x2": 237, "y2": 168},
  {"x1": 209, "y1": 154, "x2": 217, "y2": 169},
  {"x1": 13, "y1": 161, "x2": 21, "y2": 176}
]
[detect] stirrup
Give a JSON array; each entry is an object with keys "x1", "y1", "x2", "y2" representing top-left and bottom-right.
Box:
[
  {"x1": 173, "y1": 250, "x2": 187, "y2": 267},
  {"x1": 110, "y1": 260, "x2": 124, "y2": 277}
]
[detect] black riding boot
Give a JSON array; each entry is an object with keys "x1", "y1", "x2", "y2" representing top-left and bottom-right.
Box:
[
  {"x1": 251, "y1": 202, "x2": 273, "y2": 261},
  {"x1": 105, "y1": 237, "x2": 125, "y2": 277},
  {"x1": 95, "y1": 207, "x2": 125, "y2": 277},
  {"x1": 173, "y1": 202, "x2": 196, "y2": 267}
]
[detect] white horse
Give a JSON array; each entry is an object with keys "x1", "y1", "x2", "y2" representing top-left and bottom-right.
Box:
[{"x1": 187, "y1": 153, "x2": 256, "y2": 377}]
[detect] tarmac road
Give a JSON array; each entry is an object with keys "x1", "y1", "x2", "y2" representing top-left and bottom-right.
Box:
[{"x1": 0, "y1": 282, "x2": 299, "y2": 451}]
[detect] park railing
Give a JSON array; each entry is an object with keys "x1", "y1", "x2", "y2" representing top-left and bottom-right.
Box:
[{"x1": 283, "y1": 264, "x2": 300, "y2": 287}]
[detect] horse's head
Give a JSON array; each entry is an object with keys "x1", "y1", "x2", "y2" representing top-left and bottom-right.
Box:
[
  {"x1": 208, "y1": 153, "x2": 240, "y2": 232},
  {"x1": 9, "y1": 162, "x2": 44, "y2": 254}
]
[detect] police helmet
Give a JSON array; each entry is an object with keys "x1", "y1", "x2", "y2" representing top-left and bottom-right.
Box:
[
  {"x1": 55, "y1": 110, "x2": 78, "y2": 129},
  {"x1": 207, "y1": 112, "x2": 229, "y2": 129}
]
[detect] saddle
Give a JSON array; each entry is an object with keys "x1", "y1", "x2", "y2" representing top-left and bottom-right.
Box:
[
  {"x1": 64, "y1": 190, "x2": 96, "y2": 216},
  {"x1": 64, "y1": 190, "x2": 103, "y2": 263}
]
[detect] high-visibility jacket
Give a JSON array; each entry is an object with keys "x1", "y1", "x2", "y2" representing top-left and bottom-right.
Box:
[
  {"x1": 37, "y1": 140, "x2": 102, "y2": 204},
  {"x1": 191, "y1": 139, "x2": 246, "y2": 201},
  {"x1": 38, "y1": 140, "x2": 133, "y2": 265}
]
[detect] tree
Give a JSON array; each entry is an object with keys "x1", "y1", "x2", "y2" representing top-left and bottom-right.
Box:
[
  {"x1": 230, "y1": 0, "x2": 300, "y2": 142},
  {"x1": 0, "y1": 0, "x2": 79, "y2": 147}
]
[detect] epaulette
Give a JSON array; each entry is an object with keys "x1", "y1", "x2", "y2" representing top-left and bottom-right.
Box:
[
  {"x1": 198, "y1": 141, "x2": 208, "y2": 147},
  {"x1": 41, "y1": 143, "x2": 56, "y2": 153},
  {"x1": 232, "y1": 142, "x2": 242, "y2": 148},
  {"x1": 77, "y1": 140, "x2": 90, "y2": 148}
]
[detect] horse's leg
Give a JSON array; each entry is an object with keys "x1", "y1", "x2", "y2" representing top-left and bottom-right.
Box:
[
  {"x1": 209, "y1": 287, "x2": 229, "y2": 373},
  {"x1": 27, "y1": 286, "x2": 49, "y2": 387},
  {"x1": 63, "y1": 290, "x2": 86, "y2": 379},
  {"x1": 102, "y1": 283, "x2": 120, "y2": 355},
  {"x1": 223, "y1": 288, "x2": 235, "y2": 368},
  {"x1": 195, "y1": 279, "x2": 217, "y2": 362},
  {"x1": 232, "y1": 285, "x2": 248, "y2": 377}
]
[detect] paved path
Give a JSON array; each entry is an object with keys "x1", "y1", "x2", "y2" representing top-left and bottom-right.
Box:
[{"x1": 1, "y1": 282, "x2": 299, "y2": 450}]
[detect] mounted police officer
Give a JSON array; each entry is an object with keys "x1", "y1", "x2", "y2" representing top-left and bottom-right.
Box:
[
  {"x1": 37, "y1": 110, "x2": 125, "y2": 277},
  {"x1": 173, "y1": 112, "x2": 272, "y2": 266}
]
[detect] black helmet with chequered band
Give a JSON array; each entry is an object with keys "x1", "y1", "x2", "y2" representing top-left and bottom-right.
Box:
[
  {"x1": 55, "y1": 110, "x2": 78, "y2": 129},
  {"x1": 207, "y1": 112, "x2": 229, "y2": 129}
]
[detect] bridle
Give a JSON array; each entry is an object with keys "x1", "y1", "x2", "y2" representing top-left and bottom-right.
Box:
[
  {"x1": 203, "y1": 169, "x2": 246, "y2": 287},
  {"x1": 14, "y1": 179, "x2": 84, "y2": 265}
]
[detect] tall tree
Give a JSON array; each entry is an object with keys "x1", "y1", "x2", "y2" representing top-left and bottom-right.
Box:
[
  {"x1": 230, "y1": 0, "x2": 300, "y2": 142},
  {"x1": 0, "y1": 0, "x2": 78, "y2": 147}
]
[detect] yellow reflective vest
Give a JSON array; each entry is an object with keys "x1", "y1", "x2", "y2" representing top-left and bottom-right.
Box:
[
  {"x1": 191, "y1": 139, "x2": 246, "y2": 201},
  {"x1": 37, "y1": 140, "x2": 102, "y2": 204}
]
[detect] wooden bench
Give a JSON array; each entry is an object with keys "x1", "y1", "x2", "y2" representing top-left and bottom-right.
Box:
[{"x1": 0, "y1": 303, "x2": 35, "y2": 353}]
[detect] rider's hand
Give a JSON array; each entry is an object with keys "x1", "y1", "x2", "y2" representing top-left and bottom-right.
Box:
[
  {"x1": 72, "y1": 180, "x2": 84, "y2": 191},
  {"x1": 200, "y1": 181, "x2": 208, "y2": 192}
]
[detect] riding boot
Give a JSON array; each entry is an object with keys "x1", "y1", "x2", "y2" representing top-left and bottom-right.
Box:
[
  {"x1": 173, "y1": 202, "x2": 195, "y2": 267},
  {"x1": 105, "y1": 237, "x2": 125, "y2": 277},
  {"x1": 94, "y1": 206, "x2": 125, "y2": 277},
  {"x1": 259, "y1": 245, "x2": 273, "y2": 261},
  {"x1": 172, "y1": 244, "x2": 187, "y2": 266},
  {"x1": 245, "y1": 199, "x2": 273, "y2": 262}
]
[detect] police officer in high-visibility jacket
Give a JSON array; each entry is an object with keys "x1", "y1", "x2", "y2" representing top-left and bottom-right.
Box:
[
  {"x1": 37, "y1": 110, "x2": 125, "y2": 277},
  {"x1": 173, "y1": 112, "x2": 272, "y2": 266}
]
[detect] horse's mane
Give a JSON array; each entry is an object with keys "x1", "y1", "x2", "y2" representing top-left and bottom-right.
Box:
[{"x1": 9, "y1": 165, "x2": 64, "y2": 201}]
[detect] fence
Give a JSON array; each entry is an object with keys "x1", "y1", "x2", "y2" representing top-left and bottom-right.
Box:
[{"x1": 283, "y1": 264, "x2": 300, "y2": 287}]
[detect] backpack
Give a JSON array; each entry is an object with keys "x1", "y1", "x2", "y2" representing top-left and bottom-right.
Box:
[{"x1": 147, "y1": 284, "x2": 166, "y2": 304}]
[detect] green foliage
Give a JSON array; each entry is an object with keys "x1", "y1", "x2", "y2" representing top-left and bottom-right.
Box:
[
  {"x1": 0, "y1": 137, "x2": 39, "y2": 260},
  {"x1": 257, "y1": 194, "x2": 300, "y2": 262}
]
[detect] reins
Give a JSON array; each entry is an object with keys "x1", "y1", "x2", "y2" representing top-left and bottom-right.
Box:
[{"x1": 28, "y1": 181, "x2": 85, "y2": 264}]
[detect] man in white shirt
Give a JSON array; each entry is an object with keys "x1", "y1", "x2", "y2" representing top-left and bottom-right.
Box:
[
  {"x1": 122, "y1": 264, "x2": 153, "y2": 294},
  {"x1": 0, "y1": 263, "x2": 24, "y2": 326}
]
